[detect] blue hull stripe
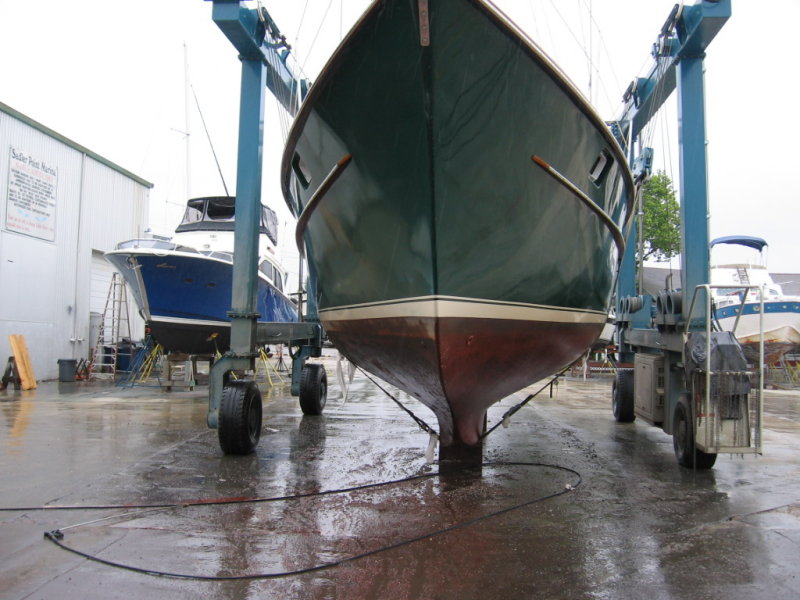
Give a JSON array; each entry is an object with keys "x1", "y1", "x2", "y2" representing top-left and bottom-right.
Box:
[{"x1": 716, "y1": 301, "x2": 800, "y2": 320}]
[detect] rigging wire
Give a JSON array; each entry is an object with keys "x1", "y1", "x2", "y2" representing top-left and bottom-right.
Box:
[
  {"x1": 301, "y1": 0, "x2": 336, "y2": 74},
  {"x1": 587, "y1": 0, "x2": 593, "y2": 105},
  {"x1": 190, "y1": 84, "x2": 229, "y2": 197},
  {"x1": 264, "y1": 45, "x2": 292, "y2": 143},
  {"x1": 535, "y1": 0, "x2": 618, "y2": 113},
  {"x1": 660, "y1": 96, "x2": 675, "y2": 181},
  {"x1": 576, "y1": 0, "x2": 624, "y2": 112},
  {"x1": 525, "y1": 1, "x2": 541, "y2": 49},
  {"x1": 546, "y1": 0, "x2": 593, "y2": 67},
  {"x1": 575, "y1": 0, "x2": 591, "y2": 103},
  {"x1": 294, "y1": 0, "x2": 310, "y2": 50}
]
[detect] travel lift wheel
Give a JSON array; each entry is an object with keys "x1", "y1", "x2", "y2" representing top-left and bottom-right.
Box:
[
  {"x1": 299, "y1": 363, "x2": 327, "y2": 415},
  {"x1": 612, "y1": 369, "x2": 635, "y2": 423},
  {"x1": 672, "y1": 394, "x2": 717, "y2": 470},
  {"x1": 218, "y1": 380, "x2": 262, "y2": 455}
]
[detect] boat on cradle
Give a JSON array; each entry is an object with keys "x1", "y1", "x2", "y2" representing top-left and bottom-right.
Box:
[
  {"x1": 710, "y1": 235, "x2": 800, "y2": 363},
  {"x1": 282, "y1": 0, "x2": 634, "y2": 447},
  {"x1": 106, "y1": 196, "x2": 298, "y2": 355}
]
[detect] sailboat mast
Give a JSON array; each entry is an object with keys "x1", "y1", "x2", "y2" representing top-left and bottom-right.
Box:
[{"x1": 183, "y1": 42, "x2": 192, "y2": 200}]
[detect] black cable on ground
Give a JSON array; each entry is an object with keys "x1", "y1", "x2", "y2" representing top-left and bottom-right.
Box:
[
  {"x1": 0, "y1": 472, "x2": 437, "y2": 513},
  {"x1": 39, "y1": 461, "x2": 582, "y2": 581}
]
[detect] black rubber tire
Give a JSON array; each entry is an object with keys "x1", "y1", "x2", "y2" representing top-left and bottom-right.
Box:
[
  {"x1": 299, "y1": 363, "x2": 327, "y2": 415},
  {"x1": 673, "y1": 396, "x2": 717, "y2": 470},
  {"x1": 218, "y1": 380, "x2": 262, "y2": 455},
  {"x1": 612, "y1": 369, "x2": 635, "y2": 423}
]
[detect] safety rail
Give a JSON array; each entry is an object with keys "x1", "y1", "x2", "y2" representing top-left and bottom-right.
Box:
[{"x1": 683, "y1": 284, "x2": 765, "y2": 456}]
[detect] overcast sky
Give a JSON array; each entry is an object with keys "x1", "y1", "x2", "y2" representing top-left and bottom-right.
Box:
[{"x1": 1, "y1": 0, "x2": 797, "y2": 274}]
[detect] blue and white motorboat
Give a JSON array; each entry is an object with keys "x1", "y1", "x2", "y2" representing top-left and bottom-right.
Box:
[
  {"x1": 106, "y1": 196, "x2": 298, "y2": 354},
  {"x1": 710, "y1": 236, "x2": 800, "y2": 363}
]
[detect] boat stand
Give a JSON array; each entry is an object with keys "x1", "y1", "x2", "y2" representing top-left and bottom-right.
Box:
[
  {"x1": 439, "y1": 437, "x2": 484, "y2": 466},
  {"x1": 206, "y1": 1, "x2": 322, "y2": 454}
]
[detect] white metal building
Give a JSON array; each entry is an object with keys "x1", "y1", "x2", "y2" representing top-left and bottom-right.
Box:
[{"x1": 0, "y1": 102, "x2": 152, "y2": 381}]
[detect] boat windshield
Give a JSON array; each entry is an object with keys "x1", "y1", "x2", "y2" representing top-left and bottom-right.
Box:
[
  {"x1": 175, "y1": 196, "x2": 278, "y2": 245},
  {"x1": 116, "y1": 239, "x2": 177, "y2": 251},
  {"x1": 200, "y1": 250, "x2": 234, "y2": 263},
  {"x1": 715, "y1": 288, "x2": 746, "y2": 298}
]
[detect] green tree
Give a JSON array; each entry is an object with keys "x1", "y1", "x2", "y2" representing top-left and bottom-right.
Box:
[{"x1": 641, "y1": 170, "x2": 680, "y2": 262}]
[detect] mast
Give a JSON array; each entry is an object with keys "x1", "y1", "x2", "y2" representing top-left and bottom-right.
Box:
[{"x1": 183, "y1": 41, "x2": 191, "y2": 201}]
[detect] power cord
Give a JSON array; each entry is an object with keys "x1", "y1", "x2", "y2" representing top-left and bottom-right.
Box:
[{"x1": 31, "y1": 461, "x2": 582, "y2": 581}]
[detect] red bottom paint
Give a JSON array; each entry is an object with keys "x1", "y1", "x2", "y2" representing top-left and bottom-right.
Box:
[{"x1": 324, "y1": 316, "x2": 602, "y2": 446}]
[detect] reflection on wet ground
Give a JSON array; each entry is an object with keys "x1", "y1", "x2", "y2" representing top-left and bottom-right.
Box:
[{"x1": 1, "y1": 360, "x2": 799, "y2": 599}]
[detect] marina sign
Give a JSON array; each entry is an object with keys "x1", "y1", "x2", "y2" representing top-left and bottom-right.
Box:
[{"x1": 5, "y1": 146, "x2": 58, "y2": 242}]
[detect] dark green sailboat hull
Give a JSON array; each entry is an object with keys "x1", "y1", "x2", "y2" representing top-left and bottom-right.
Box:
[{"x1": 282, "y1": 0, "x2": 633, "y2": 446}]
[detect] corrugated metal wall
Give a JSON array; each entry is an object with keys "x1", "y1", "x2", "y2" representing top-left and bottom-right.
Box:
[
  {"x1": 90, "y1": 251, "x2": 117, "y2": 316},
  {"x1": 0, "y1": 106, "x2": 150, "y2": 380}
]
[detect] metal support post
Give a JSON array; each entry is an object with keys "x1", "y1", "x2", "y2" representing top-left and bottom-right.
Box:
[
  {"x1": 205, "y1": 1, "x2": 323, "y2": 451},
  {"x1": 229, "y1": 57, "x2": 265, "y2": 355},
  {"x1": 677, "y1": 55, "x2": 710, "y2": 327},
  {"x1": 207, "y1": 2, "x2": 268, "y2": 429}
]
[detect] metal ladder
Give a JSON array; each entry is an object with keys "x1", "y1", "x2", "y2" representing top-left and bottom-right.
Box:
[{"x1": 90, "y1": 273, "x2": 132, "y2": 380}]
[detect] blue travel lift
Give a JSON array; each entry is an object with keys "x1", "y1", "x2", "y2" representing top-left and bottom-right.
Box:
[
  {"x1": 612, "y1": 0, "x2": 763, "y2": 469},
  {"x1": 205, "y1": 0, "x2": 326, "y2": 454},
  {"x1": 205, "y1": 0, "x2": 763, "y2": 464}
]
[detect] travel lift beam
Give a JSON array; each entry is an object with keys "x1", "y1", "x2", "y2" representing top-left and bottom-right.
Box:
[
  {"x1": 206, "y1": 0, "x2": 324, "y2": 455},
  {"x1": 613, "y1": 0, "x2": 763, "y2": 469}
]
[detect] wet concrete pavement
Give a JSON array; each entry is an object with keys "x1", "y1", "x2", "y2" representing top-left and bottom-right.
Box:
[{"x1": 1, "y1": 356, "x2": 799, "y2": 599}]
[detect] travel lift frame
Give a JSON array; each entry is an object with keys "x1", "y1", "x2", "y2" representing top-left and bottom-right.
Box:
[
  {"x1": 206, "y1": 0, "x2": 763, "y2": 465},
  {"x1": 613, "y1": 0, "x2": 763, "y2": 469},
  {"x1": 205, "y1": 0, "x2": 325, "y2": 455}
]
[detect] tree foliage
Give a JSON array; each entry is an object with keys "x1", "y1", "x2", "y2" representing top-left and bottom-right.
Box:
[{"x1": 641, "y1": 170, "x2": 680, "y2": 262}]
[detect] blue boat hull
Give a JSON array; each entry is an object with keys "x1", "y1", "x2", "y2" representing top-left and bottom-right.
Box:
[{"x1": 106, "y1": 251, "x2": 298, "y2": 354}]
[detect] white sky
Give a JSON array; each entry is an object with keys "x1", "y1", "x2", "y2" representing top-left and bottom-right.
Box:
[{"x1": 1, "y1": 0, "x2": 797, "y2": 275}]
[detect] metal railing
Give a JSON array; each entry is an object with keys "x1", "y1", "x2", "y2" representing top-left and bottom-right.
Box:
[{"x1": 683, "y1": 284, "x2": 765, "y2": 455}]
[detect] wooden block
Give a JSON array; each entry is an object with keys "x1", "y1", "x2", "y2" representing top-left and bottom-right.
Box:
[
  {"x1": 8, "y1": 334, "x2": 36, "y2": 390},
  {"x1": 15, "y1": 335, "x2": 35, "y2": 388}
]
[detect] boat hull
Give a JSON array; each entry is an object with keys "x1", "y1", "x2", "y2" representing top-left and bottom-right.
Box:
[
  {"x1": 282, "y1": 0, "x2": 632, "y2": 445},
  {"x1": 323, "y1": 299, "x2": 603, "y2": 444},
  {"x1": 106, "y1": 251, "x2": 298, "y2": 355},
  {"x1": 716, "y1": 300, "x2": 800, "y2": 363}
]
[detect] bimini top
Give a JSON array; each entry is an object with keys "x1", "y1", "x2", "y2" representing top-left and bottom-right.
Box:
[
  {"x1": 175, "y1": 196, "x2": 279, "y2": 245},
  {"x1": 710, "y1": 236, "x2": 768, "y2": 251}
]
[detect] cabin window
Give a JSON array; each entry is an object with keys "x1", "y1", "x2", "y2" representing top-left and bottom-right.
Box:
[
  {"x1": 260, "y1": 260, "x2": 285, "y2": 293},
  {"x1": 292, "y1": 153, "x2": 312, "y2": 189},
  {"x1": 589, "y1": 150, "x2": 612, "y2": 186},
  {"x1": 260, "y1": 261, "x2": 275, "y2": 282}
]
